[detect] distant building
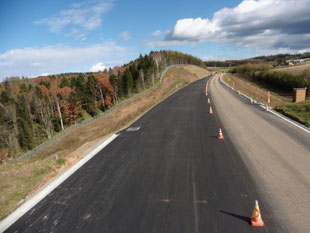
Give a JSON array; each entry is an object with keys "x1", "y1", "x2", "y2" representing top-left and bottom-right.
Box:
[
  {"x1": 284, "y1": 58, "x2": 310, "y2": 65},
  {"x1": 293, "y1": 59, "x2": 304, "y2": 63},
  {"x1": 284, "y1": 60, "x2": 294, "y2": 65}
]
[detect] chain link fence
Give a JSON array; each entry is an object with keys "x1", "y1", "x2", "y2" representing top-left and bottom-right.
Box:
[{"x1": 11, "y1": 65, "x2": 181, "y2": 164}]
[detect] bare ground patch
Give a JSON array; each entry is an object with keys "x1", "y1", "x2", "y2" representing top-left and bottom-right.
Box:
[{"x1": 0, "y1": 65, "x2": 209, "y2": 220}]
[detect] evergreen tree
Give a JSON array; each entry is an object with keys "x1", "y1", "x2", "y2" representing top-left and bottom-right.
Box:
[
  {"x1": 122, "y1": 69, "x2": 133, "y2": 96},
  {"x1": 59, "y1": 76, "x2": 70, "y2": 88},
  {"x1": 129, "y1": 64, "x2": 139, "y2": 91},
  {"x1": 17, "y1": 94, "x2": 34, "y2": 150},
  {"x1": 20, "y1": 83, "x2": 27, "y2": 93}
]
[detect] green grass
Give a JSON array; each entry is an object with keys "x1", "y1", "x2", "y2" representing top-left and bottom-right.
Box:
[
  {"x1": 276, "y1": 100, "x2": 310, "y2": 125},
  {"x1": 56, "y1": 158, "x2": 66, "y2": 165}
]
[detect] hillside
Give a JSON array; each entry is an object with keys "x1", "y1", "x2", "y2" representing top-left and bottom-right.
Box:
[
  {"x1": 0, "y1": 50, "x2": 206, "y2": 162},
  {"x1": 0, "y1": 65, "x2": 209, "y2": 220},
  {"x1": 273, "y1": 62, "x2": 310, "y2": 75},
  {"x1": 204, "y1": 52, "x2": 310, "y2": 67}
]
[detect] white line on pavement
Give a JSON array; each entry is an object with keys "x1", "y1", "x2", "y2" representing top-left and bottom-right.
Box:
[
  {"x1": 219, "y1": 75, "x2": 310, "y2": 135},
  {"x1": 0, "y1": 133, "x2": 119, "y2": 232}
]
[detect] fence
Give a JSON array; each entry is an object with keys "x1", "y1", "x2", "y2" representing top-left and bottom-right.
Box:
[{"x1": 11, "y1": 65, "x2": 181, "y2": 164}]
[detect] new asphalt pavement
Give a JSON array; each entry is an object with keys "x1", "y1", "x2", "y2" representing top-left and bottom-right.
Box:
[{"x1": 5, "y1": 76, "x2": 280, "y2": 233}]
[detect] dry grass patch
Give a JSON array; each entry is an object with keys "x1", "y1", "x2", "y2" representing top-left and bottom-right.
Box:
[
  {"x1": 223, "y1": 73, "x2": 293, "y2": 107},
  {"x1": 0, "y1": 65, "x2": 208, "y2": 220},
  {"x1": 184, "y1": 65, "x2": 210, "y2": 79},
  {"x1": 273, "y1": 63, "x2": 310, "y2": 75}
]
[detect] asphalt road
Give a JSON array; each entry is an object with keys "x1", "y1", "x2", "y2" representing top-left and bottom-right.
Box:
[
  {"x1": 210, "y1": 74, "x2": 310, "y2": 233},
  {"x1": 5, "y1": 76, "x2": 279, "y2": 233}
]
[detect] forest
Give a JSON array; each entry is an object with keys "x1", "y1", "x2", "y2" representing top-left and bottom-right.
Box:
[{"x1": 0, "y1": 50, "x2": 205, "y2": 161}]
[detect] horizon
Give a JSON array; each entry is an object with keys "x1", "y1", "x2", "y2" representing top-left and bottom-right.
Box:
[{"x1": 1, "y1": 0, "x2": 310, "y2": 80}]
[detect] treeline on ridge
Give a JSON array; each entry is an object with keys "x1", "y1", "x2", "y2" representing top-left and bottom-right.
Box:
[
  {"x1": 0, "y1": 50, "x2": 205, "y2": 161},
  {"x1": 229, "y1": 63, "x2": 310, "y2": 93},
  {"x1": 204, "y1": 52, "x2": 310, "y2": 67}
]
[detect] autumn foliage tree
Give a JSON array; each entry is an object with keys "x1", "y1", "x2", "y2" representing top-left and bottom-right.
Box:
[{"x1": 0, "y1": 50, "x2": 206, "y2": 161}]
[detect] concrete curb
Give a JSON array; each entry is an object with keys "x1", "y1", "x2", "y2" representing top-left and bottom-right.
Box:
[
  {"x1": 219, "y1": 74, "x2": 310, "y2": 134},
  {"x1": 0, "y1": 134, "x2": 119, "y2": 232}
]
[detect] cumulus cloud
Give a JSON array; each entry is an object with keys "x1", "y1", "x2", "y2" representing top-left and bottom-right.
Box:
[
  {"x1": 0, "y1": 42, "x2": 128, "y2": 79},
  {"x1": 152, "y1": 0, "x2": 310, "y2": 52},
  {"x1": 120, "y1": 31, "x2": 130, "y2": 41},
  {"x1": 90, "y1": 62, "x2": 107, "y2": 72},
  {"x1": 34, "y1": 0, "x2": 114, "y2": 40},
  {"x1": 90, "y1": 61, "x2": 125, "y2": 72},
  {"x1": 89, "y1": 62, "x2": 107, "y2": 72}
]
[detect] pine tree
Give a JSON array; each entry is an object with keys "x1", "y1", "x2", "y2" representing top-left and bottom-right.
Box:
[
  {"x1": 109, "y1": 74, "x2": 118, "y2": 103},
  {"x1": 17, "y1": 94, "x2": 35, "y2": 150},
  {"x1": 122, "y1": 69, "x2": 133, "y2": 96},
  {"x1": 59, "y1": 76, "x2": 70, "y2": 88},
  {"x1": 129, "y1": 64, "x2": 139, "y2": 91}
]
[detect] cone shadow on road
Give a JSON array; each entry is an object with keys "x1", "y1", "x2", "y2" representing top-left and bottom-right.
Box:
[{"x1": 220, "y1": 210, "x2": 251, "y2": 225}]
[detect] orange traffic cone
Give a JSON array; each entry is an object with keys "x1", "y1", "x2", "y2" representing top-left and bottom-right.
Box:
[
  {"x1": 238, "y1": 90, "x2": 241, "y2": 95},
  {"x1": 250, "y1": 200, "x2": 264, "y2": 227},
  {"x1": 209, "y1": 106, "x2": 213, "y2": 114},
  {"x1": 208, "y1": 98, "x2": 211, "y2": 104},
  {"x1": 250, "y1": 98, "x2": 253, "y2": 104},
  {"x1": 218, "y1": 128, "x2": 224, "y2": 139}
]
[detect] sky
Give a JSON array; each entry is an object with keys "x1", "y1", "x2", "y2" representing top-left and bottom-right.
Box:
[{"x1": 1, "y1": 0, "x2": 310, "y2": 80}]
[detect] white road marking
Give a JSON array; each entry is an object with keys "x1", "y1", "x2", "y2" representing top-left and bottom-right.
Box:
[{"x1": 0, "y1": 134, "x2": 119, "y2": 232}]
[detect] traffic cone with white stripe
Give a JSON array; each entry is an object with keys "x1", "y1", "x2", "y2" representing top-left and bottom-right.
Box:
[
  {"x1": 208, "y1": 98, "x2": 211, "y2": 104},
  {"x1": 250, "y1": 200, "x2": 264, "y2": 227},
  {"x1": 209, "y1": 106, "x2": 213, "y2": 114},
  {"x1": 218, "y1": 128, "x2": 224, "y2": 139}
]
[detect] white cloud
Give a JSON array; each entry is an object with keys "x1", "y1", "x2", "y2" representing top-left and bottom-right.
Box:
[
  {"x1": 120, "y1": 31, "x2": 130, "y2": 41},
  {"x1": 151, "y1": 30, "x2": 162, "y2": 37},
  {"x1": 89, "y1": 60, "x2": 125, "y2": 72},
  {"x1": 151, "y1": 0, "x2": 310, "y2": 53},
  {"x1": 34, "y1": 0, "x2": 114, "y2": 40},
  {"x1": 0, "y1": 42, "x2": 128, "y2": 79},
  {"x1": 90, "y1": 62, "x2": 107, "y2": 72}
]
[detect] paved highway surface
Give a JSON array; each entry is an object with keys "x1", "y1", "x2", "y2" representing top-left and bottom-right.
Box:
[
  {"x1": 210, "y1": 74, "x2": 310, "y2": 233},
  {"x1": 5, "y1": 76, "x2": 280, "y2": 233}
]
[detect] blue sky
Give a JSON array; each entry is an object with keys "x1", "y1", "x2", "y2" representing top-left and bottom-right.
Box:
[{"x1": 1, "y1": 0, "x2": 310, "y2": 80}]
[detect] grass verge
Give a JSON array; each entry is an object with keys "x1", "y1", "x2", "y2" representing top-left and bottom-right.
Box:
[
  {"x1": 0, "y1": 65, "x2": 209, "y2": 220},
  {"x1": 223, "y1": 73, "x2": 292, "y2": 107},
  {"x1": 276, "y1": 100, "x2": 310, "y2": 125},
  {"x1": 223, "y1": 73, "x2": 310, "y2": 126}
]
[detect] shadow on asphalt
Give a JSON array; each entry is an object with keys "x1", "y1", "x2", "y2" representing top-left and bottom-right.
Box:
[{"x1": 220, "y1": 210, "x2": 251, "y2": 225}]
